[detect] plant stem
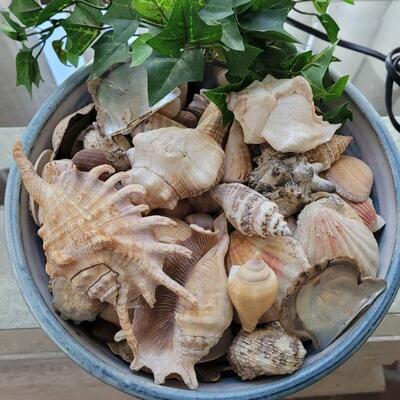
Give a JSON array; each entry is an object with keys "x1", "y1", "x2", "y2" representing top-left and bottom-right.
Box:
[
  {"x1": 74, "y1": 0, "x2": 110, "y2": 10},
  {"x1": 293, "y1": 6, "x2": 318, "y2": 16}
]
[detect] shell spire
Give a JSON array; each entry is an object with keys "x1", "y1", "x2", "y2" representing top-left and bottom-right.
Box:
[{"x1": 13, "y1": 141, "x2": 51, "y2": 207}]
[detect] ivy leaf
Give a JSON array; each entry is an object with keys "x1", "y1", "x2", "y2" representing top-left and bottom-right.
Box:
[
  {"x1": 133, "y1": 0, "x2": 176, "y2": 25},
  {"x1": 199, "y1": 0, "x2": 251, "y2": 21},
  {"x1": 220, "y1": 15, "x2": 244, "y2": 51},
  {"x1": 324, "y1": 75, "x2": 349, "y2": 101},
  {"x1": 10, "y1": 0, "x2": 42, "y2": 27},
  {"x1": 283, "y1": 50, "x2": 313, "y2": 73},
  {"x1": 205, "y1": 74, "x2": 254, "y2": 124},
  {"x1": 52, "y1": 38, "x2": 79, "y2": 66},
  {"x1": 238, "y1": 7, "x2": 295, "y2": 42},
  {"x1": 103, "y1": 0, "x2": 139, "y2": 42},
  {"x1": 0, "y1": 11, "x2": 27, "y2": 40},
  {"x1": 90, "y1": 31, "x2": 130, "y2": 78},
  {"x1": 61, "y1": 4, "x2": 102, "y2": 56},
  {"x1": 318, "y1": 13, "x2": 339, "y2": 43},
  {"x1": 300, "y1": 43, "x2": 336, "y2": 99},
  {"x1": 36, "y1": 0, "x2": 71, "y2": 25},
  {"x1": 148, "y1": 0, "x2": 221, "y2": 57},
  {"x1": 225, "y1": 43, "x2": 262, "y2": 77},
  {"x1": 131, "y1": 33, "x2": 153, "y2": 66},
  {"x1": 312, "y1": 0, "x2": 330, "y2": 14},
  {"x1": 250, "y1": 0, "x2": 294, "y2": 11},
  {"x1": 323, "y1": 102, "x2": 352, "y2": 124},
  {"x1": 342, "y1": 0, "x2": 354, "y2": 4},
  {"x1": 144, "y1": 48, "x2": 204, "y2": 105},
  {"x1": 16, "y1": 47, "x2": 42, "y2": 94}
]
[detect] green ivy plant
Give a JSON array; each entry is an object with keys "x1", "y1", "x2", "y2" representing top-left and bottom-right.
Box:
[{"x1": 0, "y1": 0, "x2": 354, "y2": 124}]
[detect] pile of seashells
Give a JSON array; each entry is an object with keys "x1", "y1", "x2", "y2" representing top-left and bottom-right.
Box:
[{"x1": 13, "y1": 65, "x2": 387, "y2": 390}]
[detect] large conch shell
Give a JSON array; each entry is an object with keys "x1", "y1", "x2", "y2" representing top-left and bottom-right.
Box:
[
  {"x1": 51, "y1": 277, "x2": 105, "y2": 323},
  {"x1": 228, "y1": 75, "x2": 340, "y2": 152},
  {"x1": 228, "y1": 258, "x2": 278, "y2": 332},
  {"x1": 303, "y1": 135, "x2": 353, "y2": 171},
  {"x1": 325, "y1": 155, "x2": 373, "y2": 202},
  {"x1": 228, "y1": 322, "x2": 306, "y2": 380},
  {"x1": 131, "y1": 214, "x2": 233, "y2": 389},
  {"x1": 248, "y1": 144, "x2": 335, "y2": 216},
  {"x1": 223, "y1": 120, "x2": 252, "y2": 183},
  {"x1": 280, "y1": 257, "x2": 386, "y2": 349},
  {"x1": 125, "y1": 103, "x2": 226, "y2": 210},
  {"x1": 211, "y1": 183, "x2": 290, "y2": 237},
  {"x1": 88, "y1": 63, "x2": 180, "y2": 136},
  {"x1": 227, "y1": 231, "x2": 310, "y2": 321},
  {"x1": 13, "y1": 141, "x2": 196, "y2": 357},
  {"x1": 295, "y1": 195, "x2": 379, "y2": 277}
]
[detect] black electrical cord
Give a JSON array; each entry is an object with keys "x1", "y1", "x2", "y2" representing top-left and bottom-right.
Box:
[{"x1": 287, "y1": 17, "x2": 400, "y2": 133}]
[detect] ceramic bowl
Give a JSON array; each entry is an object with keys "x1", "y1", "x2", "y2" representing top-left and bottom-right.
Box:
[{"x1": 5, "y1": 66, "x2": 400, "y2": 399}]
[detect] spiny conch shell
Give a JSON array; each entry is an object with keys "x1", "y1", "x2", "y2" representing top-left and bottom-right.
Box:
[
  {"x1": 227, "y1": 75, "x2": 340, "y2": 152},
  {"x1": 223, "y1": 120, "x2": 252, "y2": 183},
  {"x1": 130, "y1": 214, "x2": 233, "y2": 389},
  {"x1": 187, "y1": 192, "x2": 220, "y2": 214},
  {"x1": 52, "y1": 103, "x2": 96, "y2": 159},
  {"x1": 186, "y1": 93, "x2": 210, "y2": 119},
  {"x1": 196, "y1": 102, "x2": 227, "y2": 146},
  {"x1": 130, "y1": 113, "x2": 185, "y2": 138},
  {"x1": 211, "y1": 183, "x2": 290, "y2": 237},
  {"x1": 295, "y1": 195, "x2": 379, "y2": 277},
  {"x1": 88, "y1": 63, "x2": 180, "y2": 136},
  {"x1": 124, "y1": 103, "x2": 226, "y2": 210},
  {"x1": 227, "y1": 231, "x2": 310, "y2": 321},
  {"x1": 228, "y1": 258, "x2": 278, "y2": 332},
  {"x1": 108, "y1": 340, "x2": 134, "y2": 363},
  {"x1": 325, "y1": 155, "x2": 373, "y2": 202},
  {"x1": 153, "y1": 218, "x2": 192, "y2": 244},
  {"x1": 157, "y1": 199, "x2": 194, "y2": 220},
  {"x1": 228, "y1": 322, "x2": 306, "y2": 380},
  {"x1": 345, "y1": 198, "x2": 386, "y2": 232},
  {"x1": 51, "y1": 277, "x2": 105, "y2": 323},
  {"x1": 304, "y1": 135, "x2": 353, "y2": 171},
  {"x1": 42, "y1": 159, "x2": 74, "y2": 184},
  {"x1": 13, "y1": 141, "x2": 196, "y2": 357},
  {"x1": 280, "y1": 257, "x2": 386, "y2": 349},
  {"x1": 99, "y1": 303, "x2": 120, "y2": 327},
  {"x1": 29, "y1": 149, "x2": 53, "y2": 226},
  {"x1": 248, "y1": 145, "x2": 335, "y2": 216},
  {"x1": 184, "y1": 213, "x2": 214, "y2": 231}
]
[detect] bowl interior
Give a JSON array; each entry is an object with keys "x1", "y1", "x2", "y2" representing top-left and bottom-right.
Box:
[{"x1": 10, "y1": 76, "x2": 400, "y2": 399}]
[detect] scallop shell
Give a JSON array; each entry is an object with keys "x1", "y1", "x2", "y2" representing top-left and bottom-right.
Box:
[
  {"x1": 52, "y1": 103, "x2": 96, "y2": 159},
  {"x1": 248, "y1": 144, "x2": 335, "y2": 216},
  {"x1": 130, "y1": 113, "x2": 185, "y2": 138},
  {"x1": 345, "y1": 198, "x2": 385, "y2": 232},
  {"x1": 325, "y1": 155, "x2": 373, "y2": 202},
  {"x1": 227, "y1": 231, "x2": 310, "y2": 321},
  {"x1": 304, "y1": 135, "x2": 353, "y2": 171},
  {"x1": 228, "y1": 259, "x2": 278, "y2": 332},
  {"x1": 228, "y1": 322, "x2": 306, "y2": 380},
  {"x1": 280, "y1": 257, "x2": 386, "y2": 349},
  {"x1": 13, "y1": 141, "x2": 196, "y2": 357},
  {"x1": 228, "y1": 75, "x2": 340, "y2": 152},
  {"x1": 295, "y1": 195, "x2": 379, "y2": 277},
  {"x1": 184, "y1": 213, "x2": 214, "y2": 231},
  {"x1": 223, "y1": 121, "x2": 252, "y2": 183},
  {"x1": 51, "y1": 277, "x2": 105, "y2": 323},
  {"x1": 88, "y1": 63, "x2": 180, "y2": 136},
  {"x1": 131, "y1": 214, "x2": 233, "y2": 389},
  {"x1": 211, "y1": 183, "x2": 290, "y2": 237},
  {"x1": 125, "y1": 104, "x2": 225, "y2": 210}
]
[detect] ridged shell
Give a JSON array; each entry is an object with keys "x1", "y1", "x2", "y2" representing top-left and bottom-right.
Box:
[
  {"x1": 345, "y1": 198, "x2": 386, "y2": 233},
  {"x1": 325, "y1": 156, "x2": 373, "y2": 202},
  {"x1": 13, "y1": 141, "x2": 196, "y2": 357},
  {"x1": 130, "y1": 113, "x2": 185, "y2": 138},
  {"x1": 304, "y1": 135, "x2": 353, "y2": 171},
  {"x1": 125, "y1": 105, "x2": 225, "y2": 210},
  {"x1": 227, "y1": 231, "x2": 310, "y2": 321},
  {"x1": 228, "y1": 259, "x2": 278, "y2": 332},
  {"x1": 295, "y1": 196, "x2": 379, "y2": 277},
  {"x1": 211, "y1": 183, "x2": 290, "y2": 237},
  {"x1": 51, "y1": 277, "x2": 105, "y2": 323},
  {"x1": 223, "y1": 121, "x2": 252, "y2": 183},
  {"x1": 228, "y1": 322, "x2": 306, "y2": 380},
  {"x1": 280, "y1": 257, "x2": 386, "y2": 349},
  {"x1": 131, "y1": 214, "x2": 233, "y2": 389},
  {"x1": 227, "y1": 75, "x2": 340, "y2": 152}
]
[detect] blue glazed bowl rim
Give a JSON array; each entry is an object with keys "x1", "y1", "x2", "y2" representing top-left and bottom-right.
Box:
[{"x1": 5, "y1": 65, "x2": 400, "y2": 400}]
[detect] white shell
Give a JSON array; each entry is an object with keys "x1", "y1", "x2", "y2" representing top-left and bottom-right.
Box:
[{"x1": 228, "y1": 75, "x2": 340, "y2": 152}]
